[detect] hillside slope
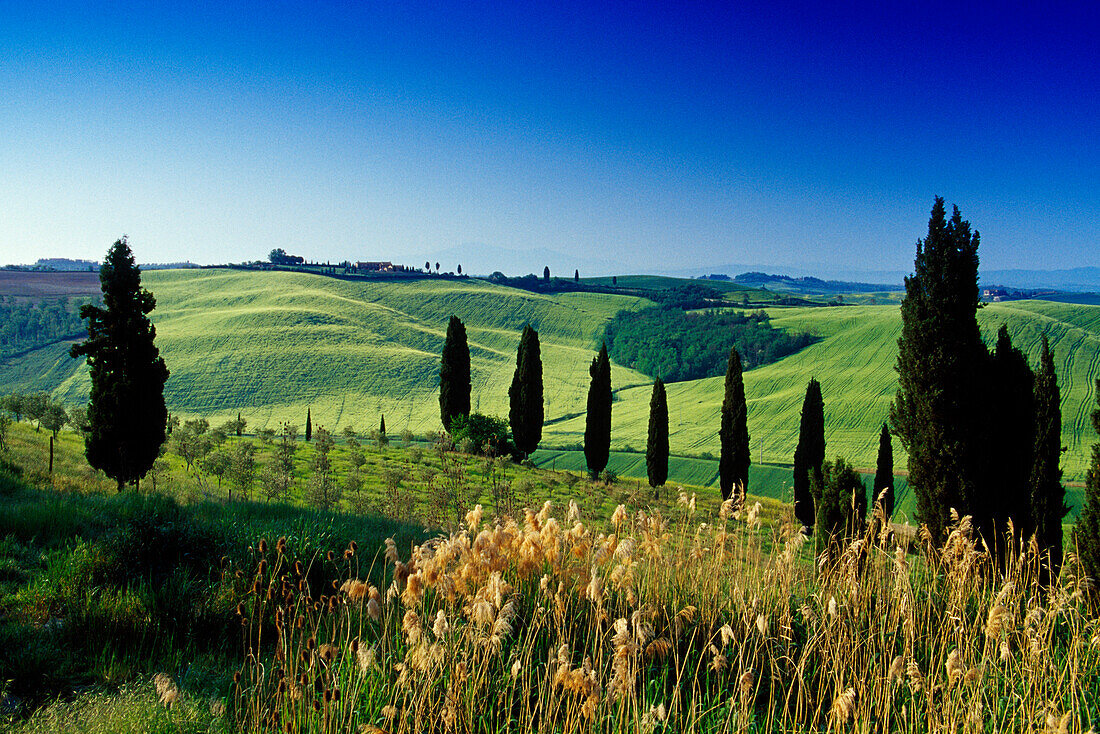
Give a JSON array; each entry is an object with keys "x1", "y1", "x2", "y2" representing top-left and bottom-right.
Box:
[
  {"x1": 543, "y1": 300, "x2": 1099, "y2": 483},
  {"x1": 2, "y1": 271, "x2": 1096, "y2": 489},
  {"x1": 25, "y1": 269, "x2": 651, "y2": 433}
]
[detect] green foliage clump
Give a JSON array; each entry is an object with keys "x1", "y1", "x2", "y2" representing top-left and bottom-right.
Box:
[
  {"x1": 646, "y1": 379, "x2": 669, "y2": 490},
  {"x1": 508, "y1": 325, "x2": 543, "y2": 459},
  {"x1": 891, "y1": 198, "x2": 985, "y2": 543},
  {"x1": 0, "y1": 296, "x2": 92, "y2": 359},
  {"x1": 813, "y1": 457, "x2": 866, "y2": 549},
  {"x1": 584, "y1": 343, "x2": 612, "y2": 479},
  {"x1": 439, "y1": 315, "x2": 471, "y2": 432},
  {"x1": 1075, "y1": 379, "x2": 1100, "y2": 589},
  {"x1": 450, "y1": 413, "x2": 513, "y2": 457},
  {"x1": 793, "y1": 378, "x2": 825, "y2": 528},
  {"x1": 69, "y1": 239, "x2": 169, "y2": 491},
  {"x1": 1030, "y1": 335, "x2": 1068, "y2": 577},
  {"x1": 603, "y1": 306, "x2": 814, "y2": 382},
  {"x1": 874, "y1": 423, "x2": 894, "y2": 519},
  {"x1": 718, "y1": 348, "x2": 749, "y2": 503}
]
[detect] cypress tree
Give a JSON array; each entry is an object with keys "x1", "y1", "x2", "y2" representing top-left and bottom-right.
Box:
[
  {"x1": 982, "y1": 325, "x2": 1035, "y2": 554},
  {"x1": 236, "y1": 411, "x2": 243, "y2": 437},
  {"x1": 874, "y1": 423, "x2": 895, "y2": 520},
  {"x1": 69, "y1": 237, "x2": 169, "y2": 491},
  {"x1": 574, "y1": 269, "x2": 579, "y2": 282},
  {"x1": 793, "y1": 378, "x2": 824, "y2": 529},
  {"x1": 718, "y1": 347, "x2": 750, "y2": 504},
  {"x1": 305, "y1": 408, "x2": 312, "y2": 442},
  {"x1": 1073, "y1": 379, "x2": 1100, "y2": 589},
  {"x1": 380, "y1": 413, "x2": 386, "y2": 437},
  {"x1": 646, "y1": 379, "x2": 669, "y2": 491},
  {"x1": 508, "y1": 325, "x2": 543, "y2": 458},
  {"x1": 543, "y1": 266, "x2": 551, "y2": 281},
  {"x1": 584, "y1": 343, "x2": 612, "y2": 479},
  {"x1": 1030, "y1": 335, "x2": 1068, "y2": 578},
  {"x1": 890, "y1": 198, "x2": 985, "y2": 543},
  {"x1": 439, "y1": 315, "x2": 472, "y2": 432}
]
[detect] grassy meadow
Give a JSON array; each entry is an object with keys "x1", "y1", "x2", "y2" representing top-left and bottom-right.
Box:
[
  {"x1": 1, "y1": 420, "x2": 1099, "y2": 732},
  {"x1": 1, "y1": 269, "x2": 1098, "y2": 491}
]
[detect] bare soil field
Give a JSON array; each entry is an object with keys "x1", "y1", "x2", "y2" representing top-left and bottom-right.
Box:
[{"x1": 0, "y1": 271, "x2": 101, "y2": 298}]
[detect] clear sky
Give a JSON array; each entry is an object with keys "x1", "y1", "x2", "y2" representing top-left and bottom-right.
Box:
[{"x1": 1, "y1": 1, "x2": 1097, "y2": 274}]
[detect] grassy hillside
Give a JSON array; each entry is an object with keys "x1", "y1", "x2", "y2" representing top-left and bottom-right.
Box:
[
  {"x1": 544, "y1": 300, "x2": 1100, "y2": 486},
  {"x1": 28, "y1": 269, "x2": 651, "y2": 434},
  {"x1": 3, "y1": 270, "x2": 1096, "y2": 492}
]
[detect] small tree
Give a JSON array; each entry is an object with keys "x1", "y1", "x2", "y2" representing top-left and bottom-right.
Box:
[
  {"x1": 0, "y1": 411, "x2": 10, "y2": 453},
  {"x1": 508, "y1": 325, "x2": 543, "y2": 459},
  {"x1": 584, "y1": 343, "x2": 613, "y2": 479},
  {"x1": 646, "y1": 379, "x2": 669, "y2": 493},
  {"x1": 41, "y1": 400, "x2": 68, "y2": 440},
  {"x1": 439, "y1": 315, "x2": 472, "y2": 432},
  {"x1": 425, "y1": 261, "x2": 431, "y2": 272},
  {"x1": 793, "y1": 378, "x2": 825, "y2": 529},
  {"x1": 377, "y1": 414, "x2": 389, "y2": 448},
  {"x1": 1030, "y1": 335, "x2": 1068, "y2": 579},
  {"x1": 1074, "y1": 379, "x2": 1100, "y2": 591},
  {"x1": 305, "y1": 408, "x2": 312, "y2": 442},
  {"x1": 70, "y1": 238, "x2": 169, "y2": 490},
  {"x1": 201, "y1": 448, "x2": 231, "y2": 493},
  {"x1": 457, "y1": 264, "x2": 462, "y2": 275},
  {"x1": 24, "y1": 392, "x2": 51, "y2": 432},
  {"x1": 307, "y1": 426, "x2": 337, "y2": 509},
  {"x1": 229, "y1": 440, "x2": 256, "y2": 501},
  {"x1": 543, "y1": 266, "x2": 550, "y2": 281},
  {"x1": 813, "y1": 457, "x2": 866, "y2": 552},
  {"x1": 1, "y1": 393, "x2": 26, "y2": 423},
  {"x1": 235, "y1": 412, "x2": 246, "y2": 437},
  {"x1": 874, "y1": 423, "x2": 895, "y2": 520},
  {"x1": 718, "y1": 347, "x2": 750, "y2": 504}
]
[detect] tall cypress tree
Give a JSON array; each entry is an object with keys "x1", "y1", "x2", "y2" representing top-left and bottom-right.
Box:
[
  {"x1": 890, "y1": 198, "x2": 985, "y2": 543},
  {"x1": 584, "y1": 343, "x2": 612, "y2": 479},
  {"x1": 982, "y1": 325, "x2": 1035, "y2": 554},
  {"x1": 439, "y1": 315, "x2": 472, "y2": 432},
  {"x1": 1073, "y1": 379, "x2": 1100, "y2": 589},
  {"x1": 718, "y1": 347, "x2": 750, "y2": 503},
  {"x1": 508, "y1": 325, "x2": 543, "y2": 458},
  {"x1": 305, "y1": 408, "x2": 312, "y2": 442},
  {"x1": 646, "y1": 379, "x2": 669, "y2": 491},
  {"x1": 874, "y1": 423, "x2": 895, "y2": 520},
  {"x1": 69, "y1": 237, "x2": 169, "y2": 491},
  {"x1": 793, "y1": 378, "x2": 824, "y2": 529},
  {"x1": 1030, "y1": 335, "x2": 1068, "y2": 578}
]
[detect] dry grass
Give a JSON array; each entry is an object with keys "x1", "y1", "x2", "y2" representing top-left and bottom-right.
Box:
[{"x1": 232, "y1": 496, "x2": 1100, "y2": 733}]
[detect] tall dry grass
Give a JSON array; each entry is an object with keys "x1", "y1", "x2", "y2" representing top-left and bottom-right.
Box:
[{"x1": 232, "y1": 494, "x2": 1100, "y2": 733}]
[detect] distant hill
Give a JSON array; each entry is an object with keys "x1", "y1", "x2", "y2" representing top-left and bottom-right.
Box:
[{"x1": 730, "y1": 271, "x2": 902, "y2": 295}]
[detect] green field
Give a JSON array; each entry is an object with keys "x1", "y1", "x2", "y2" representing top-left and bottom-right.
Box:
[{"x1": 2, "y1": 269, "x2": 1098, "y2": 492}]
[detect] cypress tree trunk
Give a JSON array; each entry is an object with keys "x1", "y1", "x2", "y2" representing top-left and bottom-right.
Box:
[
  {"x1": 439, "y1": 315, "x2": 472, "y2": 432},
  {"x1": 584, "y1": 343, "x2": 612, "y2": 479},
  {"x1": 508, "y1": 326, "x2": 543, "y2": 459},
  {"x1": 718, "y1": 348, "x2": 750, "y2": 504},
  {"x1": 874, "y1": 423, "x2": 895, "y2": 520},
  {"x1": 646, "y1": 379, "x2": 669, "y2": 492},
  {"x1": 1073, "y1": 378, "x2": 1100, "y2": 588},
  {"x1": 793, "y1": 378, "x2": 824, "y2": 529},
  {"x1": 890, "y1": 198, "x2": 985, "y2": 543},
  {"x1": 1030, "y1": 335, "x2": 1068, "y2": 580}
]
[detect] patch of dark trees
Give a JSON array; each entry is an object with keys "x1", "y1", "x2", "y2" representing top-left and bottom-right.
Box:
[
  {"x1": 0, "y1": 297, "x2": 93, "y2": 359},
  {"x1": 603, "y1": 306, "x2": 816, "y2": 383}
]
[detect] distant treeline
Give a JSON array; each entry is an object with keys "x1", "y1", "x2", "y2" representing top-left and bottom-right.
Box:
[
  {"x1": 0, "y1": 297, "x2": 92, "y2": 358},
  {"x1": 604, "y1": 306, "x2": 816, "y2": 382}
]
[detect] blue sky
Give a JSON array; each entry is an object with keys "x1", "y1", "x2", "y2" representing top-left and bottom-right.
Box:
[{"x1": 1, "y1": 1, "x2": 1097, "y2": 274}]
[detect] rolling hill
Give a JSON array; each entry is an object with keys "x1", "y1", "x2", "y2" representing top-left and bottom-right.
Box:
[{"x1": 2, "y1": 269, "x2": 1097, "y2": 504}]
